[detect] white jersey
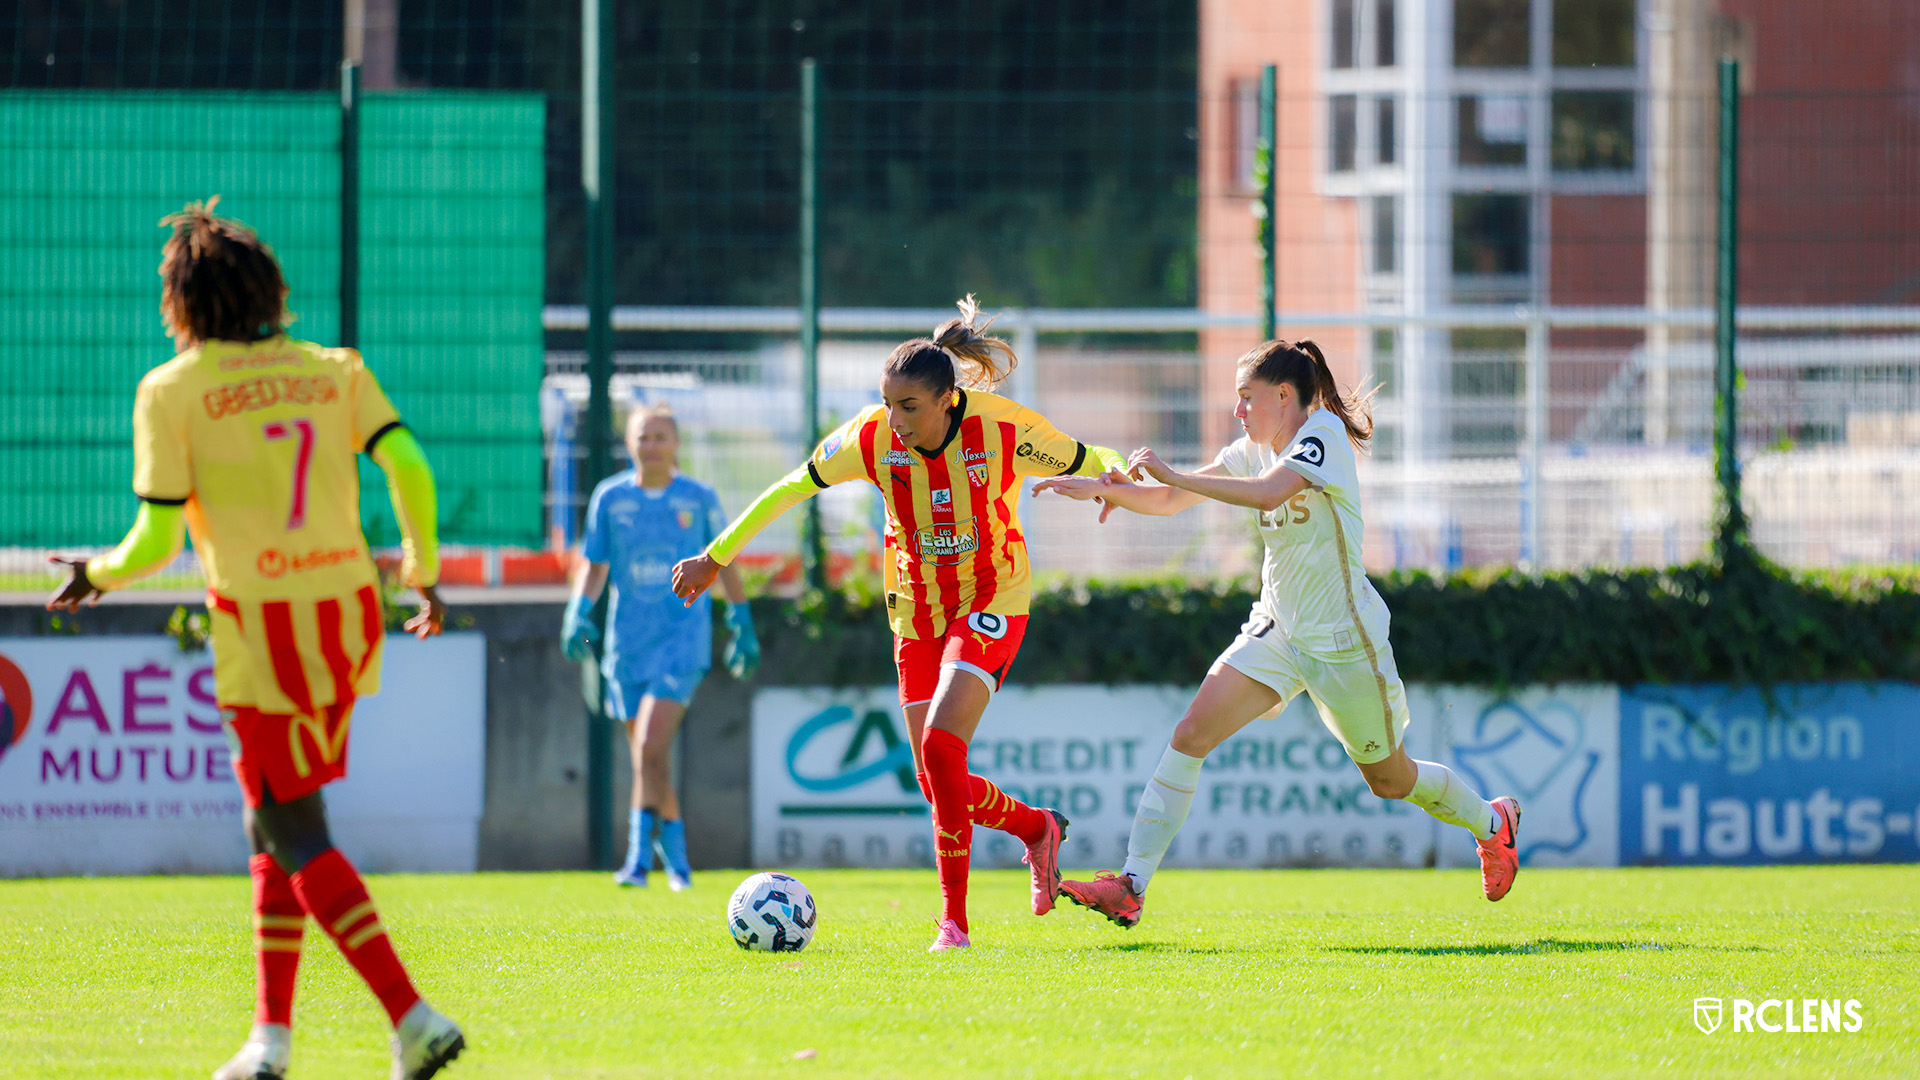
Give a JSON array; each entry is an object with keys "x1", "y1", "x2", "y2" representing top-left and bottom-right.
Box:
[{"x1": 1214, "y1": 408, "x2": 1389, "y2": 659}]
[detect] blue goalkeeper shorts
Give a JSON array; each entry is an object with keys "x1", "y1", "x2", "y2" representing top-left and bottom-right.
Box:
[{"x1": 605, "y1": 668, "x2": 706, "y2": 718}]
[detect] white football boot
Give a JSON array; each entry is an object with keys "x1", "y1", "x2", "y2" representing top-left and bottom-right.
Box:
[
  {"x1": 211, "y1": 1023, "x2": 290, "y2": 1080},
  {"x1": 391, "y1": 1000, "x2": 466, "y2": 1080}
]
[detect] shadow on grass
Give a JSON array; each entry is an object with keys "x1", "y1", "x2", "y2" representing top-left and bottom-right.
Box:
[
  {"x1": 1330, "y1": 938, "x2": 1734, "y2": 957},
  {"x1": 1092, "y1": 941, "x2": 1240, "y2": 955}
]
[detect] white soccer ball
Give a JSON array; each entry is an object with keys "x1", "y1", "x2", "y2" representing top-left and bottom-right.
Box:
[{"x1": 727, "y1": 872, "x2": 817, "y2": 952}]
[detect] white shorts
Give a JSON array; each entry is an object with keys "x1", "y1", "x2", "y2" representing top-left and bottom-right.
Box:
[{"x1": 1213, "y1": 613, "x2": 1410, "y2": 765}]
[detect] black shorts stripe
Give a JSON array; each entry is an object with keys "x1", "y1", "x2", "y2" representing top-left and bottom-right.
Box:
[{"x1": 137, "y1": 493, "x2": 188, "y2": 506}]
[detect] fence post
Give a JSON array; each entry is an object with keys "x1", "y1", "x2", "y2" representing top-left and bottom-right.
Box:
[
  {"x1": 580, "y1": 0, "x2": 617, "y2": 872},
  {"x1": 1257, "y1": 64, "x2": 1277, "y2": 342},
  {"x1": 1522, "y1": 315, "x2": 1546, "y2": 568},
  {"x1": 799, "y1": 58, "x2": 826, "y2": 592},
  {"x1": 1714, "y1": 56, "x2": 1744, "y2": 554},
  {"x1": 339, "y1": 60, "x2": 361, "y2": 349}
]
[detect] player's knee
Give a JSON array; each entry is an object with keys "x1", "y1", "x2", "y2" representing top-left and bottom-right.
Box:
[
  {"x1": 1169, "y1": 717, "x2": 1224, "y2": 758},
  {"x1": 641, "y1": 740, "x2": 673, "y2": 772},
  {"x1": 1363, "y1": 769, "x2": 1413, "y2": 800}
]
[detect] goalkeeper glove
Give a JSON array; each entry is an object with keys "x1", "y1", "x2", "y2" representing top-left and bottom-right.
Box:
[
  {"x1": 724, "y1": 603, "x2": 761, "y2": 681},
  {"x1": 561, "y1": 594, "x2": 596, "y2": 662}
]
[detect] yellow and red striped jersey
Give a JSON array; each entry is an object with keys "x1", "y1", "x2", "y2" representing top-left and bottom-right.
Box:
[
  {"x1": 809, "y1": 388, "x2": 1098, "y2": 639},
  {"x1": 130, "y1": 335, "x2": 401, "y2": 711}
]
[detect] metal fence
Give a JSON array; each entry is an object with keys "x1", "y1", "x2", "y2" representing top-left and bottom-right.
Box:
[{"x1": 541, "y1": 303, "x2": 1920, "y2": 577}]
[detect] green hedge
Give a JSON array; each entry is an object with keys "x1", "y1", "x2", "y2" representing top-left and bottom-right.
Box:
[{"x1": 752, "y1": 551, "x2": 1920, "y2": 689}]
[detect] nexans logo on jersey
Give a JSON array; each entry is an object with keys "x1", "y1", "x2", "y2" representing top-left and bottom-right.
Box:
[{"x1": 914, "y1": 519, "x2": 979, "y2": 565}]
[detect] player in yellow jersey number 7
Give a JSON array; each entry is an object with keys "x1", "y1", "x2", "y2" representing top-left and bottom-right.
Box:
[
  {"x1": 45, "y1": 199, "x2": 463, "y2": 1080},
  {"x1": 1034, "y1": 339, "x2": 1521, "y2": 929},
  {"x1": 672, "y1": 296, "x2": 1130, "y2": 953}
]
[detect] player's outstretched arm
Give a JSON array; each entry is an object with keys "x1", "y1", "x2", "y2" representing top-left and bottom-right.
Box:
[
  {"x1": 1034, "y1": 467, "x2": 1213, "y2": 520},
  {"x1": 672, "y1": 463, "x2": 824, "y2": 606},
  {"x1": 370, "y1": 426, "x2": 445, "y2": 638},
  {"x1": 46, "y1": 502, "x2": 188, "y2": 611},
  {"x1": 1128, "y1": 448, "x2": 1308, "y2": 513}
]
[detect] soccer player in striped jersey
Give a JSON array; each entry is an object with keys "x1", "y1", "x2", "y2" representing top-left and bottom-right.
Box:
[
  {"x1": 45, "y1": 199, "x2": 464, "y2": 1080},
  {"x1": 672, "y1": 296, "x2": 1128, "y2": 952},
  {"x1": 562, "y1": 403, "x2": 758, "y2": 889},
  {"x1": 1035, "y1": 339, "x2": 1521, "y2": 928}
]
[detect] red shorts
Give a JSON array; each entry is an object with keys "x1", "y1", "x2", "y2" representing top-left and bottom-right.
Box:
[
  {"x1": 225, "y1": 700, "x2": 356, "y2": 808},
  {"x1": 893, "y1": 612, "x2": 1028, "y2": 708}
]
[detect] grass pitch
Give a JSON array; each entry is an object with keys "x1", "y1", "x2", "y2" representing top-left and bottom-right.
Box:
[{"x1": 2, "y1": 866, "x2": 1914, "y2": 1079}]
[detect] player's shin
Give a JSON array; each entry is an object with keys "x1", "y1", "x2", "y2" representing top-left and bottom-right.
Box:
[
  {"x1": 1404, "y1": 760, "x2": 1497, "y2": 840},
  {"x1": 289, "y1": 848, "x2": 422, "y2": 1026},
  {"x1": 921, "y1": 728, "x2": 975, "y2": 933},
  {"x1": 1118, "y1": 745, "x2": 1205, "y2": 892},
  {"x1": 250, "y1": 852, "x2": 303, "y2": 1028},
  {"x1": 966, "y1": 774, "x2": 1046, "y2": 843}
]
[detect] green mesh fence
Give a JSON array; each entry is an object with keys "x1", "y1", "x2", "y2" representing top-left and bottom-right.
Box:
[
  {"x1": 0, "y1": 90, "x2": 543, "y2": 549},
  {"x1": 355, "y1": 93, "x2": 545, "y2": 548}
]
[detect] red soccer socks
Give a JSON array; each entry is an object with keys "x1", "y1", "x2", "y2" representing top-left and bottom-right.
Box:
[
  {"x1": 968, "y1": 774, "x2": 1046, "y2": 845},
  {"x1": 289, "y1": 848, "x2": 421, "y2": 1026},
  {"x1": 913, "y1": 770, "x2": 1047, "y2": 844},
  {"x1": 249, "y1": 853, "x2": 303, "y2": 1027},
  {"x1": 921, "y1": 728, "x2": 974, "y2": 934}
]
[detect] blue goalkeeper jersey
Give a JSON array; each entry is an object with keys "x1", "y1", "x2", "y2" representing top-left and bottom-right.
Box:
[{"x1": 581, "y1": 470, "x2": 730, "y2": 682}]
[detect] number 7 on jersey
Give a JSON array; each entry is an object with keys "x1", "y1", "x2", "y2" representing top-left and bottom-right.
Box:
[{"x1": 262, "y1": 418, "x2": 315, "y2": 529}]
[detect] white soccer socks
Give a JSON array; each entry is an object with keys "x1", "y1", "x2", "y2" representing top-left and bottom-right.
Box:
[
  {"x1": 1118, "y1": 745, "x2": 1206, "y2": 892},
  {"x1": 1406, "y1": 759, "x2": 1498, "y2": 840}
]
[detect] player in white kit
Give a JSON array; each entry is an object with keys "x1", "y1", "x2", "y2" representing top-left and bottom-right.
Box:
[{"x1": 1033, "y1": 339, "x2": 1520, "y2": 928}]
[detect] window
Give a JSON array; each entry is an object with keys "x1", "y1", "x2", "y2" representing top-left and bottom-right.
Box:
[
  {"x1": 1330, "y1": 94, "x2": 1358, "y2": 172},
  {"x1": 1371, "y1": 195, "x2": 1398, "y2": 274},
  {"x1": 1552, "y1": 90, "x2": 1635, "y2": 171},
  {"x1": 1553, "y1": 0, "x2": 1635, "y2": 67},
  {"x1": 1456, "y1": 94, "x2": 1528, "y2": 166},
  {"x1": 1228, "y1": 78, "x2": 1262, "y2": 192},
  {"x1": 1452, "y1": 194, "x2": 1529, "y2": 274},
  {"x1": 1376, "y1": 0, "x2": 1397, "y2": 67},
  {"x1": 1454, "y1": 0, "x2": 1531, "y2": 68},
  {"x1": 1332, "y1": 0, "x2": 1357, "y2": 68},
  {"x1": 1372, "y1": 328, "x2": 1398, "y2": 398},
  {"x1": 1376, "y1": 96, "x2": 1398, "y2": 165}
]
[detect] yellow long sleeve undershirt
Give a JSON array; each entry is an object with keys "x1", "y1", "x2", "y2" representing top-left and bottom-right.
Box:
[
  {"x1": 85, "y1": 502, "x2": 187, "y2": 590},
  {"x1": 370, "y1": 426, "x2": 440, "y2": 588},
  {"x1": 85, "y1": 426, "x2": 441, "y2": 593}
]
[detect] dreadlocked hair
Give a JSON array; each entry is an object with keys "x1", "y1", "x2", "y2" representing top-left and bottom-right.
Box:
[
  {"x1": 158, "y1": 196, "x2": 289, "y2": 345},
  {"x1": 1238, "y1": 338, "x2": 1376, "y2": 451},
  {"x1": 882, "y1": 294, "x2": 1019, "y2": 397}
]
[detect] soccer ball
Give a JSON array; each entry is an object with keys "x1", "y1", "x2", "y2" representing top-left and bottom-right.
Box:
[{"x1": 727, "y1": 872, "x2": 816, "y2": 952}]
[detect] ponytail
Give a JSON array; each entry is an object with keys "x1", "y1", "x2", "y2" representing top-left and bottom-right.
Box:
[
  {"x1": 1237, "y1": 338, "x2": 1375, "y2": 451},
  {"x1": 883, "y1": 294, "x2": 1020, "y2": 397}
]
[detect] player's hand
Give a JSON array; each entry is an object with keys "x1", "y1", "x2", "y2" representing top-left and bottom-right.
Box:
[
  {"x1": 1032, "y1": 471, "x2": 1129, "y2": 524},
  {"x1": 1030, "y1": 474, "x2": 1107, "y2": 501},
  {"x1": 724, "y1": 604, "x2": 761, "y2": 681},
  {"x1": 45, "y1": 556, "x2": 105, "y2": 612},
  {"x1": 405, "y1": 584, "x2": 447, "y2": 639},
  {"x1": 1127, "y1": 447, "x2": 1174, "y2": 486},
  {"x1": 672, "y1": 554, "x2": 720, "y2": 606},
  {"x1": 560, "y1": 594, "x2": 596, "y2": 661}
]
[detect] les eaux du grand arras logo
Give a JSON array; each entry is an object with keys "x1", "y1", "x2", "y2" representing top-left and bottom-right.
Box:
[
  {"x1": 1693, "y1": 996, "x2": 1864, "y2": 1034},
  {"x1": 0, "y1": 653, "x2": 31, "y2": 767}
]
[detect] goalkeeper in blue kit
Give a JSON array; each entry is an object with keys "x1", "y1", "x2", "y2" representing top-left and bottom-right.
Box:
[{"x1": 563, "y1": 405, "x2": 759, "y2": 888}]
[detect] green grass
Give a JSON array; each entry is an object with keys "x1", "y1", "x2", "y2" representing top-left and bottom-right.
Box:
[{"x1": 1, "y1": 867, "x2": 1915, "y2": 1079}]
